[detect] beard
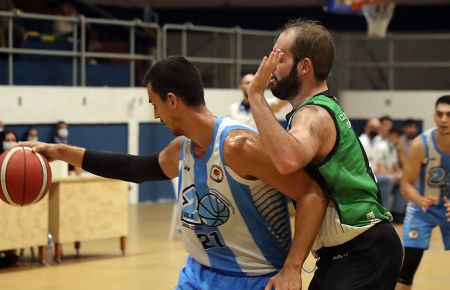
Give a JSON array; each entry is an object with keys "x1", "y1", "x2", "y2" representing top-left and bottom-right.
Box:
[{"x1": 269, "y1": 65, "x2": 301, "y2": 101}]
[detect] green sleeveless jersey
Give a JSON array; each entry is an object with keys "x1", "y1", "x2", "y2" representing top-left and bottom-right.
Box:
[{"x1": 287, "y1": 93, "x2": 391, "y2": 227}]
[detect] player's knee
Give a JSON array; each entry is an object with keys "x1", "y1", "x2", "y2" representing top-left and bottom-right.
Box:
[{"x1": 397, "y1": 247, "x2": 424, "y2": 285}]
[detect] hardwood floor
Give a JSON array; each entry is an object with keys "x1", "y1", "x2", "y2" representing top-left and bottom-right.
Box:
[{"x1": 0, "y1": 203, "x2": 448, "y2": 290}]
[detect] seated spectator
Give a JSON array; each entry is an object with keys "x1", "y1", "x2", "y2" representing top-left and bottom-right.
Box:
[
  {"x1": 22, "y1": 127, "x2": 39, "y2": 142},
  {"x1": 400, "y1": 118, "x2": 419, "y2": 163},
  {"x1": 373, "y1": 127, "x2": 406, "y2": 223},
  {"x1": 1, "y1": 129, "x2": 18, "y2": 154},
  {"x1": 52, "y1": 120, "x2": 69, "y2": 144},
  {"x1": 0, "y1": 0, "x2": 26, "y2": 50},
  {"x1": 53, "y1": 0, "x2": 99, "y2": 54},
  {"x1": 229, "y1": 74, "x2": 287, "y2": 131},
  {"x1": 52, "y1": 120, "x2": 80, "y2": 174},
  {"x1": 53, "y1": 0, "x2": 77, "y2": 37},
  {"x1": 374, "y1": 115, "x2": 393, "y2": 144},
  {"x1": 359, "y1": 117, "x2": 380, "y2": 165}
]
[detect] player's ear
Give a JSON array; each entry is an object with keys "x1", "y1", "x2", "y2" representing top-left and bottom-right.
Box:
[
  {"x1": 167, "y1": 92, "x2": 178, "y2": 108},
  {"x1": 297, "y1": 58, "x2": 312, "y2": 76}
]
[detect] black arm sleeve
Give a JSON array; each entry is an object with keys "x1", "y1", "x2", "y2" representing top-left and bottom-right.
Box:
[{"x1": 82, "y1": 150, "x2": 170, "y2": 183}]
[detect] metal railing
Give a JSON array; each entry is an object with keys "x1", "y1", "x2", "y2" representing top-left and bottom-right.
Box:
[
  {"x1": 0, "y1": 10, "x2": 160, "y2": 86},
  {"x1": 162, "y1": 23, "x2": 278, "y2": 87},
  {"x1": 336, "y1": 33, "x2": 450, "y2": 90},
  {"x1": 1, "y1": 10, "x2": 449, "y2": 90}
]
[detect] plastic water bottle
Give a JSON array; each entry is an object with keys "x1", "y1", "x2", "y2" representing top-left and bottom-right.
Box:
[{"x1": 46, "y1": 232, "x2": 54, "y2": 265}]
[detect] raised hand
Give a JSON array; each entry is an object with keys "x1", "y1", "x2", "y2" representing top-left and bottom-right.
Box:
[{"x1": 247, "y1": 49, "x2": 284, "y2": 99}]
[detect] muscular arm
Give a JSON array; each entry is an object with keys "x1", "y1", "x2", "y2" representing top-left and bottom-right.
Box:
[
  {"x1": 248, "y1": 51, "x2": 334, "y2": 174},
  {"x1": 224, "y1": 131, "x2": 327, "y2": 276},
  {"x1": 401, "y1": 137, "x2": 435, "y2": 211}
]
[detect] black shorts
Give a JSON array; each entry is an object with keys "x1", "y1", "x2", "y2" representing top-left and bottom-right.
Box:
[{"x1": 309, "y1": 221, "x2": 403, "y2": 290}]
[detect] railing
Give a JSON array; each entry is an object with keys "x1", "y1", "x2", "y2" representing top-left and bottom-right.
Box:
[
  {"x1": 162, "y1": 23, "x2": 278, "y2": 87},
  {"x1": 1, "y1": 10, "x2": 450, "y2": 90},
  {"x1": 0, "y1": 10, "x2": 160, "y2": 86},
  {"x1": 336, "y1": 33, "x2": 450, "y2": 90}
]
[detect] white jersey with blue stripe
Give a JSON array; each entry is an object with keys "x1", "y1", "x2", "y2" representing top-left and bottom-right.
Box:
[
  {"x1": 413, "y1": 128, "x2": 450, "y2": 208},
  {"x1": 176, "y1": 117, "x2": 292, "y2": 276}
]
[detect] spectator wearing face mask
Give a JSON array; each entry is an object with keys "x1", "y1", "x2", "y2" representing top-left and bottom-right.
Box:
[
  {"x1": 22, "y1": 127, "x2": 39, "y2": 142},
  {"x1": 53, "y1": 121, "x2": 69, "y2": 144},
  {"x1": 359, "y1": 117, "x2": 381, "y2": 165},
  {"x1": 1, "y1": 129, "x2": 18, "y2": 154},
  {"x1": 51, "y1": 121, "x2": 80, "y2": 175}
]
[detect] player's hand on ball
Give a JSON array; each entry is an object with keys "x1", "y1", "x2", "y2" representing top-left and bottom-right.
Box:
[
  {"x1": 17, "y1": 141, "x2": 59, "y2": 162},
  {"x1": 264, "y1": 265, "x2": 302, "y2": 290}
]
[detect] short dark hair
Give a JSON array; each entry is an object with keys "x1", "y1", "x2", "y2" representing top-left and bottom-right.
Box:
[
  {"x1": 143, "y1": 56, "x2": 205, "y2": 107},
  {"x1": 403, "y1": 118, "x2": 417, "y2": 127},
  {"x1": 282, "y1": 19, "x2": 334, "y2": 81},
  {"x1": 379, "y1": 115, "x2": 392, "y2": 123},
  {"x1": 435, "y1": 95, "x2": 450, "y2": 108},
  {"x1": 389, "y1": 126, "x2": 403, "y2": 135}
]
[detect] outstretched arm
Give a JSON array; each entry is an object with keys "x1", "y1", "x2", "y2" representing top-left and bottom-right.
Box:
[
  {"x1": 224, "y1": 131, "x2": 327, "y2": 290},
  {"x1": 247, "y1": 50, "x2": 333, "y2": 174},
  {"x1": 19, "y1": 137, "x2": 182, "y2": 182}
]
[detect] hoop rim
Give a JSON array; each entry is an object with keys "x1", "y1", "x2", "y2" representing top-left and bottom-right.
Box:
[{"x1": 351, "y1": 0, "x2": 395, "y2": 11}]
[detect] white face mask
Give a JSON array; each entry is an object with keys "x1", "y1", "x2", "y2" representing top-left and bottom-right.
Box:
[
  {"x1": 58, "y1": 128, "x2": 69, "y2": 139},
  {"x1": 3, "y1": 141, "x2": 16, "y2": 150},
  {"x1": 27, "y1": 136, "x2": 39, "y2": 142}
]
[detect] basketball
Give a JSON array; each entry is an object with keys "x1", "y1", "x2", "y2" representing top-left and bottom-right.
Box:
[
  {"x1": 0, "y1": 146, "x2": 52, "y2": 207},
  {"x1": 198, "y1": 193, "x2": 230, "y2": 227}
]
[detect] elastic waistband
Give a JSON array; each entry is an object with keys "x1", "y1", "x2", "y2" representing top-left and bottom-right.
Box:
[{"x1": 317, "y1": 220, "x2": 390, "y2": 258}]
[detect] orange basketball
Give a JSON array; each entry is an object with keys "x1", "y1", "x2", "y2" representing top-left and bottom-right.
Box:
[{"x1": 0, "y1": 146, "x2": 52, "y2": 206}]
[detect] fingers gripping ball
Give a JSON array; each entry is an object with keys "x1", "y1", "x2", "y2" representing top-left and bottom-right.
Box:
[{"x1": 0, "y1": 146, "x2": 52, "y2": 206}]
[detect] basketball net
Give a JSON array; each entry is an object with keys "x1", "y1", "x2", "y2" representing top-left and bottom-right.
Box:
[{"x1": 351, "y1": 0, "x2": 396, "y2": 38}]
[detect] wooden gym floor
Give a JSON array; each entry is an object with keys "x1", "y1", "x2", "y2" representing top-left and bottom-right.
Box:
[{"x1": 0, "y1": 202, "x2": 448, "y2": 290}]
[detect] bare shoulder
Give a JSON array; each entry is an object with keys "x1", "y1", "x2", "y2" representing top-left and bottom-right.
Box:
[
  {"x1": 409, "y1": 135, "x2": 426, "y2": 155},
  {"x1": 291, "y1": 104, "x2": 334, "y2": 132},
  {"x1": 164, "y1": 136, "x2": 183, "y2": 153},
  {"x1": 223, "y1": 129, "x2": 262, "y2": 158}
]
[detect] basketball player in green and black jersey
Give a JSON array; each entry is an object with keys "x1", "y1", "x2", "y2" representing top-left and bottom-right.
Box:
[{"x1": 248, "y1": 19, "x2": 403, "y2": 290}]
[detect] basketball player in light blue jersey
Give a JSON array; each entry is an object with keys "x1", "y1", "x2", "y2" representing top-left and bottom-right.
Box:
[
  {"x1": 396, "y1": 95, "x2": 450, "y2": 290},
  {"x1": 21, "y1": 56, "x2": 327, "y2": 290}
]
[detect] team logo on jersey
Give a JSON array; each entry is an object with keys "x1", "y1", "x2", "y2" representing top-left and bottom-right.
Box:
[
  {"x1": 408, "y1": 230, "x2": 419, "y2": 239},
  {"x1": 181, "y1": 185, "x2": 233, "y2": 228},
  {"x1": 339, "y1": 112, "x2": 352, "y2": 129},
  {"x1": 210, "y1": 165, "x2": 224, "y2": 183}
]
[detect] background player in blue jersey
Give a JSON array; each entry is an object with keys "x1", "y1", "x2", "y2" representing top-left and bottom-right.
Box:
[
  {"x1": 396, "y1": 95, "x2": 450, "y2": 290},
  {"x1": 20, "y1": 56, "x2": 327, "y2": 290}
]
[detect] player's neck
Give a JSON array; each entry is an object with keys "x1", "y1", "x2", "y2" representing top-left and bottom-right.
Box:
[
  {"x1": 290, "y1": 81, "x2": 329, "y2": 109},
  {"x1": 185, "y1": 108, "x2": 217, "y2": 158}
]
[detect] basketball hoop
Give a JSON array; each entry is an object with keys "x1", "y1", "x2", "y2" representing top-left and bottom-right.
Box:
[{"x1": 353, "y1": 0, "x2": 396, "y2": 38}]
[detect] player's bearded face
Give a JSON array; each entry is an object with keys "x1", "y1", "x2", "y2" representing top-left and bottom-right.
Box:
[{"x1": 270, "y1": 62, "x2": 301, "y2": 101}]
